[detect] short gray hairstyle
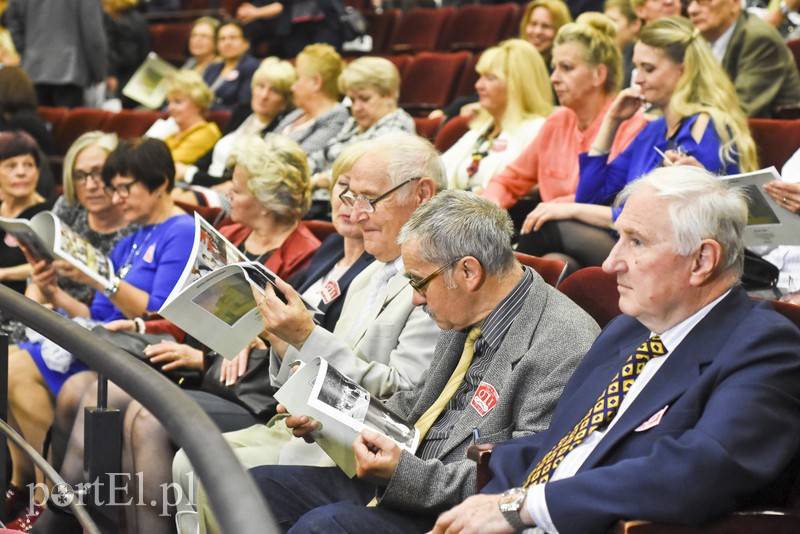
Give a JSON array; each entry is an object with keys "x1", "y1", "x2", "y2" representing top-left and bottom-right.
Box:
[
  {"x1": 616, "y1": 166, "x2": 747, "y2": 279},
  {"x1": 356, "y1": 132, "x2": 447, "y2": 204},
  {"x1": 397, "y1": 190, "x2": 516, "y2": 277}
]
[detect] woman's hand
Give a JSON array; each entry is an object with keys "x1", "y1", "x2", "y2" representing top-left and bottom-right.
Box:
[
  {"x1": 764, "y1": 180, "x2": 800, "y2": 214},
  {"x1": 143, "y1": 341, "x2": 204, "y2": 372},
  {"x1": 521, "y1": 202, "x2": 576, "y2": 234},
  {"x1": 103, "y1": 319, "x2": 136, "y2": 332},
  {"x1": 607, "y1": 87, "x2": 645, "y2": 123},
  {"x1": 55, "y1": 261, "x2": 101, "y2": 288},
  {"x1": 218, "y1": 337, "x2": 266, "y2": 386},
  {"x1": 29, "y1": 258, "x2": 59, "y2": 300}
]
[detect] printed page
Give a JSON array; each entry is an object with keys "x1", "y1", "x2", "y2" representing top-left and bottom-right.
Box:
[
  {"x1": 723, "y1": 167, "x2": 800, "y2": 247},
  {"x1": 122, "y1": 52, "x2": 178, "y2": 109},
  {"x1": 275, "y1": 357, "x2": 419, "y2": 477}
]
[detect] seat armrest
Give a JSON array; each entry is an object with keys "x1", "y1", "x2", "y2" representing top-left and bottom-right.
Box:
[{"x1": 468, "y1": 443, "x2": 495, "y2": 491}]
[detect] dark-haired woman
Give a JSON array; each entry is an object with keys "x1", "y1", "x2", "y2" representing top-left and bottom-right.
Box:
[
  {"x1": 0, "y1": 131, "x2": 54, "y2": 298},
  {"x1": 4, "y1": 137, "x2": 194, "y2": 530}
]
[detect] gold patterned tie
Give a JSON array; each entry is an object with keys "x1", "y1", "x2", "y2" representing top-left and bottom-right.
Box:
[
  {"x1": 414, "y1": 326, "x2": 482, "y2": 443},
  {"x1": 523, "y1": 336, "x2": 667, "y2": 487}
]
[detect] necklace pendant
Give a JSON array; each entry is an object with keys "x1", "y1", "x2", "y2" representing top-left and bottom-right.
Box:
[{"x1": 117, "y1": 263, "x2": 132, "y2": 280}]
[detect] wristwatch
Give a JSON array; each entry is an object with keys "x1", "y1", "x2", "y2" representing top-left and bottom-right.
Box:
[
  {"x1": 103, "y1": 276, "x2": 121, "y2": 298},
  {"x1": 498, "y1": 487, "x2": 529, "y2": 532}
]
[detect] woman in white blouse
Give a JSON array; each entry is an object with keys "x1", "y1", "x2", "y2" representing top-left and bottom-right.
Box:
[{"x1": 441, "y1": 39, "x2": 554, "y2": 192}]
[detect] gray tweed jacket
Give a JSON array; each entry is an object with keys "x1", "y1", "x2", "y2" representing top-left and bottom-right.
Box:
[{"x1": 377, "y1": 271, "x2": 600, "y2": 514}]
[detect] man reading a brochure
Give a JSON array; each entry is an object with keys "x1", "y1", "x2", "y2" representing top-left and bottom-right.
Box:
[{"x1": 247, "y1": 190, "x2": 599, "y2": 531}]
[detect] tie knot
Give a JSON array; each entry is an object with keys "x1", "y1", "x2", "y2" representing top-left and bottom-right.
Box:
[
  {"x1": 465, "y1": 326, "x2": 482, "y2": 346},
  {"x1": 639, "y1": 335, "x2": 667, "y2": 360}
]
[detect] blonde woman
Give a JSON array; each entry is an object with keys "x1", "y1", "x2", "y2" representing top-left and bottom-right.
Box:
[
  {"x1": 163, "y1": 69, "x2": 221, "y2": 165},
  {"x1": 517, "y1": 16, "x2": 757, "y2": 272},
  {"x1": 441, "y1": 39, "x2": 554, "y2": 192},
  {"x1": 273, "y1": 43, "x2": 349, "y2": 155},
  {"x1": 308, "y1": 56, "x2": 415, "y2": 182},
  {"x1": 176, "y1": 56, "x2": 296, "y2": 193},
  {"x1": 483, "y1": 14, "x2": 647, "y2": 212}
]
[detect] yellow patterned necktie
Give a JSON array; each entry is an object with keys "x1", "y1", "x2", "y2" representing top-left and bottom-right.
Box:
[
  {"x1": 523, "y1": 336, "x2": 668, "y2": 487},
  {"x1": 414, "y1": 326, "x2": 482, "y2": 443}
]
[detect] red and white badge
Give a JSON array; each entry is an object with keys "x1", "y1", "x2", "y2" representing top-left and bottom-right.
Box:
[
  {"x1": 471, "y1": 381, "x2": 498, "y2": 417},
  {"x1": 143, "y1": 244, "x2": 156, "y2": 263},
  {"x1": 635, "y1": 405, "x2": 669, "y2": 432},
  {"x1": 321, "y1": 279, "x2": 341, "y2": 304},
  {"x1": 224, "y1": 69, "x2": 240, "y2": 81},
  {"x1": 491, "y1": 139, "x2": 507, "y2": 152}
]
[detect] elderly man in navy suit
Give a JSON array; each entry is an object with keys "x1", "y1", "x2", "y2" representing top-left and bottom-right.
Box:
[{"x1": 433, "y1": 165, "x2": 800, "y2": 533}]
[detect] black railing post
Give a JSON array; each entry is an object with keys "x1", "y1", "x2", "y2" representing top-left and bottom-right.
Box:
[{"x1": 84, "y1": 374, "x2": 121, "y2": 533}]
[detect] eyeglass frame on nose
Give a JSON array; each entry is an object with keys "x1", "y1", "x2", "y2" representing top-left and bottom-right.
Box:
[
  {"x1": 407, "y1": 257, "x2": 461, "y2": 296},
  {"x1": 338, "y1": 177, "x2": 421, "y2": 213},
  {"x1": 104, "y1": 179, "x2": 140, "y2": 199},
  {"x1": 73, "y1": 168, "x2": 104, "y2": 186}
]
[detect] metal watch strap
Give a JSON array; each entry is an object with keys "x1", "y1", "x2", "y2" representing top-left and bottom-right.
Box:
[{"x1": 499, "y1": 488, "x2": 529, "y2": 532}]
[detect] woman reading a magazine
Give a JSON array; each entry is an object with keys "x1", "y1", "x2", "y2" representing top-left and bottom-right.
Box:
[
  {"x1": 4, "y1": 137, "x2": 194, "y2": 531},
  {"x1": 0, "y1": 131, "x2": 54, "y2": 296},
  {"x1": 33, "y1": 134, "x2": 322, "y2": 534}
]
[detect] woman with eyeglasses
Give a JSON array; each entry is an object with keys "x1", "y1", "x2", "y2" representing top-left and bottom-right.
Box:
[
  {"x1": 34, "y1": 134, "x2": 323, "y2": 534},
  {"x1": 515, "y1": 16, "x2": 758, "y2": 274},
  {"x1": 182, "y1": 17, "x2": 220, "y2": 75},
  {"x1": 0, "y1": 131, "x2": 133, "y2": 525},
  {"x1": 4, "y1": 137, "x2": 194, "y2": 530}
]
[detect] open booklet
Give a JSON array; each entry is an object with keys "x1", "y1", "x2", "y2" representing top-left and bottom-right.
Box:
[
  {"x1": 0, "y1": 211, "x2": 114, "y2": 288},
  {"x1": 274, "y1": 357, "x2": 420, "y2": 477},
  {"x1": 722, "y1": 166, "x2": 800, "y2": 247},
  {"x1": 158, "y1": 213, "x2": 322, "y2": 359},
  {"x1": 122, "y1": 52, "x2": 178, "y2": 109}
]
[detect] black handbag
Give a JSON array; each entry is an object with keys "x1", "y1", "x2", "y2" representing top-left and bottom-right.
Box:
[
  {"x1": 91, "y1": 326, "x2": 203, "y2": 387},
  {"x1": 742, "y1": 249, "x2": 780, "y2": 292},
  {"x1": 200, "y1": 348, "x2": 278, "y2": 420}
]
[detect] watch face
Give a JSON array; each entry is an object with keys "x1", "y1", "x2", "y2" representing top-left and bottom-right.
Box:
[{"x1": 499, "y1": 488, "x2": 526, "y2": 512}]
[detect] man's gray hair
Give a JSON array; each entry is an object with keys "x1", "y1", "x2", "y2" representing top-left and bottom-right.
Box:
[
  {"x1": 360, "y1": 132, "x2": 447, "y2": 203},
  {"x1": 616, "y1": 166, "x2": 747, "y2": 279},
  {"x1": 397, "y1": 190, "x2": 517, "y2": 276}
]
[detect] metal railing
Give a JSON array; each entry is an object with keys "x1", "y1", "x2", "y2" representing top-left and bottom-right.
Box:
[{"x1": 0, "y1": 283, "x2": 278, "y2": 533}]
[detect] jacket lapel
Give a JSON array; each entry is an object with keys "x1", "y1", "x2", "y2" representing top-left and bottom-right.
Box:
[{"x1": 579, "y1": 289, "x2": 751, "y2": 471}]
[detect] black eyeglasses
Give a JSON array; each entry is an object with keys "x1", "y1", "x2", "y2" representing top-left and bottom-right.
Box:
[
  {"x1": 73, "y1": 168, "x2": 104, "y2": 186},
  {"x1": 338, "y1": 177, "x2": 421, "y2": 213},
  {"x1": 407, "y1": 258, "x2": 460, "y2": 296},
  {"x1": 104, "y1": 179, "x2": 140, "y2": 199}
]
